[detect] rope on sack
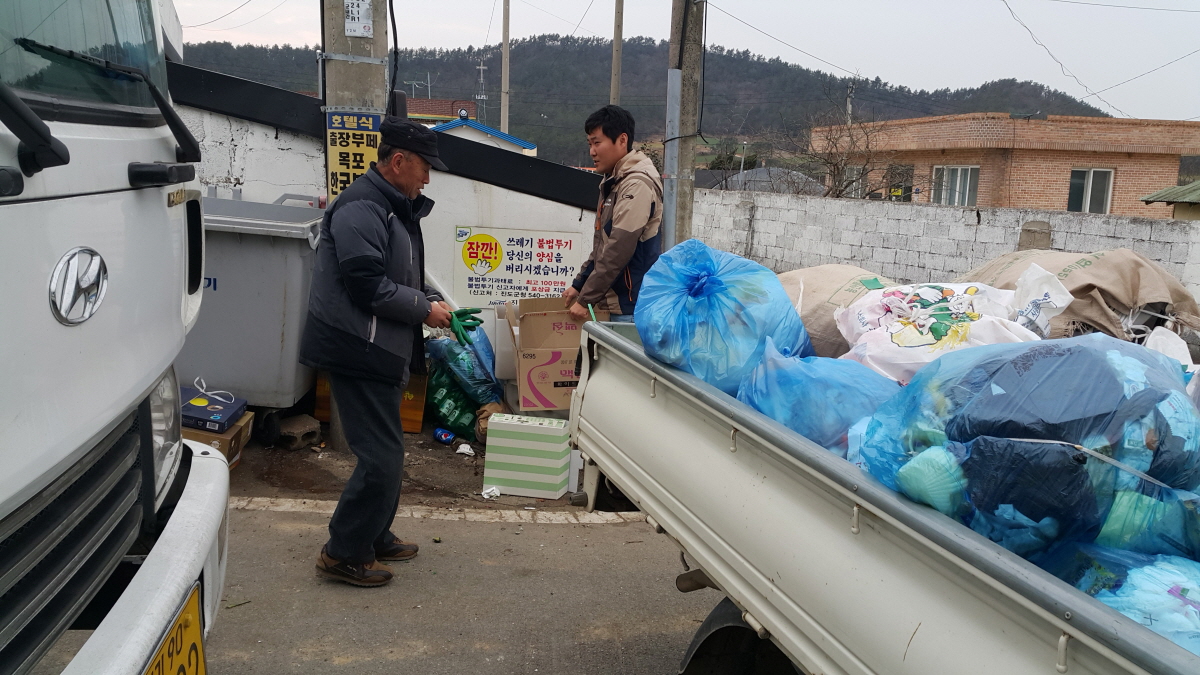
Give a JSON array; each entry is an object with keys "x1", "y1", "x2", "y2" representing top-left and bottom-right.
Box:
[{"x1": 192, "y1": 377, "x2": 235, "y2": 404}]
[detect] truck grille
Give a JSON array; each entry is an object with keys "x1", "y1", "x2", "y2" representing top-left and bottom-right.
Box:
[{"x1": 0, "y1": 412, "x2": 144, "y2": 675}]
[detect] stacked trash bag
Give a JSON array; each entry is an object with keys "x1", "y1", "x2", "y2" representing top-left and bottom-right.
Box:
[
  {"x1": 425, "y1": 328, "x2": 504, "y2": 441},
  {"x1": 635, "y1": 240, "x2": 1200, "y2": 656}
]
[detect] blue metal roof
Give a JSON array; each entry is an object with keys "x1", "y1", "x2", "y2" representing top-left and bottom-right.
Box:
[{"x1": 431, "y1": 118, "x2": 537, "y2": 150}]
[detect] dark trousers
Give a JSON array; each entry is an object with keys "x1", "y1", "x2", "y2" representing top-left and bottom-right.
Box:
[{"x1": 326, "y1": 372, "x2": 406, "y2": 564}]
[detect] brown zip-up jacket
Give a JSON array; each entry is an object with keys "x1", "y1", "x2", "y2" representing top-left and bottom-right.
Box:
[{"x1": 572, "y1": 151, "x2": 664, "y2": 315}]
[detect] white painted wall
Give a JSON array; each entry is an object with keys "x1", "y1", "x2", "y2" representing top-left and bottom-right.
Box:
[
  {"x1": 179, "y1": 105, "x2": 593, "y2": 306},
  {"x1": 178, "y1": 106, "x2": 325, "y2": 204},
  {"x1": 421, "y1": 171, "x2": 594, "y2": 300}
]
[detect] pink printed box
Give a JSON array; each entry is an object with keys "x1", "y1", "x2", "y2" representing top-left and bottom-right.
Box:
[{"x1": 506, "y1": 298, "x2": 608, "y2": 411}]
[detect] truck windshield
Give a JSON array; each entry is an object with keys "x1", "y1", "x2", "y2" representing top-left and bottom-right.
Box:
[{"x1": 0, "y1": 0, "x2": 166, "y2": 113}]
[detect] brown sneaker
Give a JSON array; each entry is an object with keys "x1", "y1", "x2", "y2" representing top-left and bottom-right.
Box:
[
  {"x1": 315, "y1": 546, "x2": 393, "y2": 587},
  {"x1": 375, "y1": 537, "x2": 420, "y2": 561}
]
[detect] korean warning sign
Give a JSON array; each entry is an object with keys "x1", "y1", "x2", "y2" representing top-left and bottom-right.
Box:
[
  {"x1": 454, "y1": 227, "x2": 584, "y2": 306},
  {"x1": 326, "y1": 112, "x2": 381, "y2": 200}
]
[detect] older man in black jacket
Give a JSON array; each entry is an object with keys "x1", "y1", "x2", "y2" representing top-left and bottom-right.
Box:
[{"x1": 300, "y1": 118, "x2": 452, "y2": 587}]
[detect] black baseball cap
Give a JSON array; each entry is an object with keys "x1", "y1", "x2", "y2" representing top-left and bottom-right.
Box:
[{"x1": 379, "y1": 117, "x2": 448, "y2": 171}]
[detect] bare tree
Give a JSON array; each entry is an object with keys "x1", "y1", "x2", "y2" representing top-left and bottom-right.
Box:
[{"x1": 764, "y1": 90, "x2": 931, "y2": 200}]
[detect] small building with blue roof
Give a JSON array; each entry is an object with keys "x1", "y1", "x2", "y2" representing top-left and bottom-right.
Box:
[{"x1": 431, "y1": 117, "x2": 538, "y2": 157}]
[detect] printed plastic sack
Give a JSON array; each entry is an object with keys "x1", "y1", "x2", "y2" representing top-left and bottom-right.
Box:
[
  {"x1": 776, "y1": 265, "x2": 893, "y2": 358},
  {"x1": 426, "y1": 364, "x2": 476, "y2": 441},
  {"x1": 736, "y1": 337, "x2": 899, "y2": 456},
  {"x1": 835, "y1": 264, "x2": 1071, "y2": 384},
  {"x1": 636, "y1": 239, "x2": 814, "y2": 394},
  {"x1": 853, "y1": 334, "x2": 1200, "y2": 560},
  {"x1": 426, "y1": 335, "x2": 503, "y2": 405},
  {"x1": 1046, "y1": 544, "x2": 1200, "y2": 657}
]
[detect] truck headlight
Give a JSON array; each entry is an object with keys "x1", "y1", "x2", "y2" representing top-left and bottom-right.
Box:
[{"x1": 148, "y1": 368, "x2": 183, "y2": 509}]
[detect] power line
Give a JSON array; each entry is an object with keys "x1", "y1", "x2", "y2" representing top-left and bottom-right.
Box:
[
  {"x1": 192, "y1": 0, "x2": 295, "y2": 31},
  {"x1": 183, "y1": 0, "x2": 260, "y2": 28},
  {"x1": 1083, "y1": 45, "x2": 1200, "y2": 98},
  {"x1": 571, "y1": 0, "x2": 597, "y2": 37},
  {"x1": 707, "y1": 2, "x2": 858, "y2": 77},
  {"x1": 484, "y1": 0, "x2": 500, "y2": 44},
  {"x1": 997, "y1": 0, "x2": 1130, "y2": 117},
  {"x1": 1042, "y1": 0, "x2": 1200, "y2": 12},
  {"x1": 518, "y1": 0, "x2": 599, "y2": 36}
]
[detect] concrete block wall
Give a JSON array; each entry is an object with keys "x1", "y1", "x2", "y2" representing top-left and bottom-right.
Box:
[{"x1": 691, "y1": 189, "x2": 1200, "y2": 297}]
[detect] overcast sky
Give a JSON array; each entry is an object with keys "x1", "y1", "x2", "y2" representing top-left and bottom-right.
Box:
[{"x1": 176, "y1": 0, "x2": 1200, "y2": 121}]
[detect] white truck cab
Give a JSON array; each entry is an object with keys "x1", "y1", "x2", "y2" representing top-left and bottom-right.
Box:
[{"x1": 0, "y1": 2, "x2": 227, "y2": 673}]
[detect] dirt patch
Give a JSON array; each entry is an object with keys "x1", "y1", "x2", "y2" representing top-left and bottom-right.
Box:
[{"x1": 229, "y1": 425, "x2": 569, "y2": 510}]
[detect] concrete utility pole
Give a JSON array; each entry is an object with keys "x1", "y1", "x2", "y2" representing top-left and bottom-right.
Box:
[
  {"x1": 501, "y1": 0, "x2": 511, "y2": 133},
  {"x1": 321, "y1": 0, "x2": 389, "y2": 454},
  {"x1": 610, "y1": 0, "x2": 623, "y2": 105},
  {"x1": 846, "y1": 81, "x2": 854, "y2": 124},
  {"x1": 321, "y1": 0, "x2": 389, "y2": 111},
  {"x1": 662, "y1": 0, "x2": 705, "y2": 250}
]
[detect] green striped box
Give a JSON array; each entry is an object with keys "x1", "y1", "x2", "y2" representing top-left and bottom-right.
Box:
[{"x1": 483, "y1": 414, "x2": 571, "y2": 499}]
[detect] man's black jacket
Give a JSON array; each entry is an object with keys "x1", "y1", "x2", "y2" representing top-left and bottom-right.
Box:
[{"x1": 299, "y1": 168, "x2": 441, "y2": 386}]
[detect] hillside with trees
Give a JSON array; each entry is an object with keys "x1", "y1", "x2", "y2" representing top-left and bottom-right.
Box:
[{"x1": 183, "y1": 36, "x2": 1108, "y2": 165}]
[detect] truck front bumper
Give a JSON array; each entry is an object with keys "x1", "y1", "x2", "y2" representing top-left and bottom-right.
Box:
[{"x1": 62, "y1": 441, "x2": 229, "y2": 674}]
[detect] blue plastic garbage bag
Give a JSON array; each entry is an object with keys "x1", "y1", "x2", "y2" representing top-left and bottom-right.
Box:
[
  {"x1": 1045, "y1": 544, "x2": 1200, "y2": 657},
  {"x1": 636, "y1": 239, "x2": 814, "y2": 394},
  {"x1": 426, "y1": 334, "x2": 503, "y2": 405},
  {"x1": 853, "y1": 333, "x2": 1200, "y2": 561},
  {"x1": 736, "y1": 337, "x2": 898, "y2": 456}
]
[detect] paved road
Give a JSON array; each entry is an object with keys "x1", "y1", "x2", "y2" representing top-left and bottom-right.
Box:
[{"x1": 205, "y1": 505, "x2": 721, "y2": 674}]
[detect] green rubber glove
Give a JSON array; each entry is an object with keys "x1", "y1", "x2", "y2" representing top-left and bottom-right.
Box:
[{"x1": 450, "y1": 308, "x2": 483, "y2": 345}]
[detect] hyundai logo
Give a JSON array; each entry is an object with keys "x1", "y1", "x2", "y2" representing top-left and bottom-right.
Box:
[{"x1": 48, "y1": 247, "x2": 108, "y2": 326}]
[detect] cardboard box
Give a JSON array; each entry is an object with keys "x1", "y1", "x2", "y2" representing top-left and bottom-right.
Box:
[
  {"x1": 483, "y1": 414, "x2": 571, "y2": 498},
  {"x1": 507, "y1": 298, "x2": 607, "y2": 412},
  {"x1": 401, "y1": 373, "x2": 427, "y2": 433},
  {"x1": 493, "y1": 306, "x2": 518, "y2": 381},
  {"x1": 180, "y1": 386, "x2": 248, "y2": 434},
  {"x1": 183, "y1": 411, "x2": 254, "y2": 469}
]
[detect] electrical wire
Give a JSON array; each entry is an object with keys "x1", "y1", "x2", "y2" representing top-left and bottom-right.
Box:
[
  {"x1": 183, "y1": 0, "x2": 260, "y2": 28},
  {"x1": 484, "y1": 0, "x2": 500, "y2": 45},
  {"x1": 518, "y1": 0, "x2": 600, "y2": 36},
  {"x1": 1042, "y1": 0, "x2": 1200, "y2": 12},
  {"x1": 571, "y1": 0, "x2": 597, "y2": 37},
  {"x1": 707, "y1": 2, "x2": 858, "y2": 77},
  {"x1": 191, "y1": 0, "x2": 295, "y2": 31},
  {"x1": 997, "y1": 0, "x2": 1130, "y2": 117},
  {"x1": 1082, "y1": 45, "x2": 1200, "y2": 99},
  {"x1": 388, "y1": 0, "x2": 399, "y2": 114}
]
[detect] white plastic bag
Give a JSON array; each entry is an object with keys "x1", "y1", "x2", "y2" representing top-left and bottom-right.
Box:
[{"x1": 835, "y1": 265, "x2": 1071, "y2": 384}]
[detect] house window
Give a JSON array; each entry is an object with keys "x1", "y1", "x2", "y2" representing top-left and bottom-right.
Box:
[
  {"x1": 1067, "y1": 169, "x2": 1113, "y2": 214},
  {"x1": 932, "y1": 166, "x2": 979, "y2": 206},
  {"x1": 840, "y1": 166, "x2": 865, "y2": 198}
]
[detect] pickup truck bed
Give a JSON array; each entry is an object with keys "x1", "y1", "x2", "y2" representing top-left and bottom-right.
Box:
[{"x1": 570, "y1": 322, "x2": 1200, "y2": 675}]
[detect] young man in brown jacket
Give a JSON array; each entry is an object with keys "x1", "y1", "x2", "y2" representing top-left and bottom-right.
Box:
[{"x1": 563, "y1": 106, "x2": 663, "y2": 323}]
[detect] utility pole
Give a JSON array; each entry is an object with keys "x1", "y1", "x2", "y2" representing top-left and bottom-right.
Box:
[
  {"x1": 321, "y1": 0, "x2": 389, "y2": 111},
  {"x1": 321, "y1": 0, "x2": 390, "y2": 454},
  {"x1": 662, "y1": 0, "x2": 705, "y2": 250},
  {"x1": 610, "y1": 0, "x2": 623, "y2": 105},
  {"x1": 501, "y1": 0, "x2": 510, "y2": 133},
  {"x1": 846, "y1": 81, "x2": 854, "y2": 124},
  {"x1": 475, "y1": 60, "x2": 489, "y2": 126}
]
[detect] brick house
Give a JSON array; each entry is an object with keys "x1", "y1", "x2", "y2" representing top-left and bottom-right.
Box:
[
  {"x1": 811, "y1": 113, "x2": 1200, "y2": 218},
  {"x1": 406, "y1": 99, "x2": 478, "y2": 126}
]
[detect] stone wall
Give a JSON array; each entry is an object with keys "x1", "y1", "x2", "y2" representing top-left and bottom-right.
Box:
[{"x1": 690, "y1": 189, "x2": 1200, "y2": 297}]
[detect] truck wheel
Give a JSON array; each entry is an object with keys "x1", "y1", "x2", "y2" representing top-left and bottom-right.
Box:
[
  {"x1": 253, "y1": 409, "x2": 282, "y2": 446},
  {"x1": 680, "y1": 598, "x2": 805, "y2": 675}
]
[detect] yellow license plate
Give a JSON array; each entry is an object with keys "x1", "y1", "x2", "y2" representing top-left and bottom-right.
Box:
[{"x1": 143, "y1": 584, "x2": 206, "y2": 675}]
